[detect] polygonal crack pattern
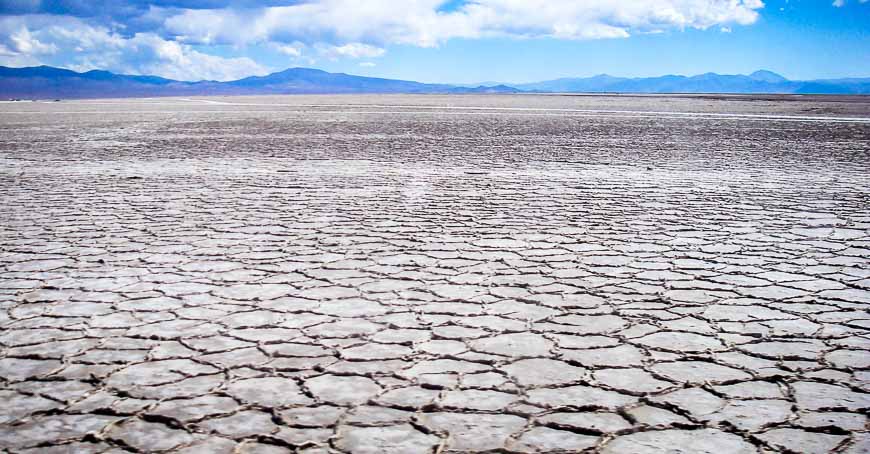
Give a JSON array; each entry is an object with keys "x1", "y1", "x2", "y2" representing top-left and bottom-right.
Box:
[{"x1": 1, "y1": 95, "x2": 869, "y2": 453}]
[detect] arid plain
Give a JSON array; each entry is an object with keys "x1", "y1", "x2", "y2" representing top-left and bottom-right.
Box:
[{"x1": 1, "y1": 94, "x2": 869, "y2": 453}]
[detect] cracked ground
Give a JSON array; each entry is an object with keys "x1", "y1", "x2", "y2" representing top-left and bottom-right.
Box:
[{"x1": 1, "y1": 94, "x2": 869, "y2": 453}]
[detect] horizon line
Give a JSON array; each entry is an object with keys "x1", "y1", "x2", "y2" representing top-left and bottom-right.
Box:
[{"x1": 4, "y1": 64, "x2": 870, "y2": 86}]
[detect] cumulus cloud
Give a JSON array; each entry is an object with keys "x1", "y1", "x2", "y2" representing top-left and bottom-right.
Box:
[
  {"x1": 0, "y1": 16, "x2": 268, "y2": 80},
  {"x1": 112, "y1": 33, "x2": 269, "y2": 81},
  {"x1": 3, "y1": 26, "x2": 56, "y2": 55}
]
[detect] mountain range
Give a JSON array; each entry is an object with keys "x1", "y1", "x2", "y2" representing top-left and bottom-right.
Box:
[
  {"x1": 515, "y1": 70, "x2": 870, "y2": 94},
  {"x1": 1, "y1": 66, "x2": 868, "y2": 99}
]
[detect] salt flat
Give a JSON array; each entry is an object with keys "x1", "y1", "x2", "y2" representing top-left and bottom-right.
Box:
[{"x1": 1, "y1": 94, "x2": 869, "y2": 453}]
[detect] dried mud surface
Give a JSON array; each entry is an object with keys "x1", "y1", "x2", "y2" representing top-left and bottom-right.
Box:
[{"x1": 1, "y1": 94, "x2": 869, "y2": 453}]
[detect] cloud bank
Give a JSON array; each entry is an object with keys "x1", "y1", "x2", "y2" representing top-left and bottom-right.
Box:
[{"x1": 0, "y1": 1, "x2": 767, "y2": 81}]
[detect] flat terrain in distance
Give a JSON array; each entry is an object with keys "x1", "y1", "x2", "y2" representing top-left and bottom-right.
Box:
[{"x1": 1, "y1": 94, "x2": 869, "y2": 453}]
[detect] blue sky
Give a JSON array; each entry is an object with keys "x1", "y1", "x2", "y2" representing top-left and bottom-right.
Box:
[{"x1": 0, "y1": 1, "x2": 867, "y2": 83}]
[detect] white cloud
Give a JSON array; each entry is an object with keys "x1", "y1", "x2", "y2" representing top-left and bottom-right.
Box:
[
  {"x1": 833, "y1": 0, "x2": 869, "y2": 5},
  {"x1": 7, "y1": 26, "x2": 56, "y2": 54},
  {"x1": 359, "y1": 61, "x2": 376, "y2": 67},
  {"x1": 272, "y1": 41, "x2": 305, "y2": 57},
  {"x1": 319, "y1": 42, "x2": 386, "y2": 59},
  {"x1": 160, "y1": 0, "x2": 766, "y2": 47},
  {"x1": 120, "y1": 33, "x2": 269, "y2": 81},
  {"x1": 0, "y1": 16, "x2": 268, "y2": 81}
]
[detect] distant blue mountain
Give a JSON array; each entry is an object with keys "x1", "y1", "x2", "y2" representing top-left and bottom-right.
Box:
[
  {"x1": 0, "y1": 65, "x2": 206, "y2": 98},
  {"x1": 0, "y1": 65, "x2": 867, "y2": 98},
  {"x1": 0, "y1": 65, "x2": 174, "y2": 85},
  {"x1": 748, "y1": 70, "x2": 788, "y2": 83},
  {"x1": 226, "y1": 67, "x2": 452, "y2": 93},
  {"x1": 516, "y1": 69, "x2": 870, "y2": 94},
  {"x1": 0, "y1": 65, "x2": 518, "y2": 98}
]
